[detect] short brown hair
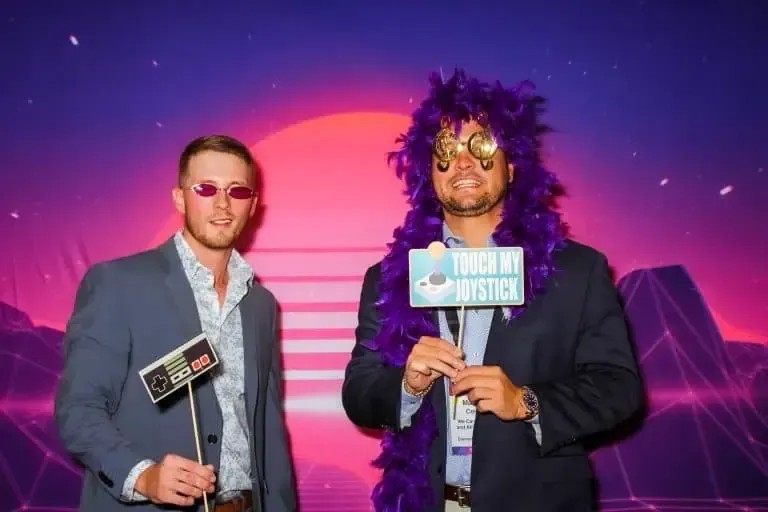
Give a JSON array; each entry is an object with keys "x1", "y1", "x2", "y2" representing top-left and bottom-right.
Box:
[{"x1": 178, "y1": 135, "x2": 257, "y2": 186}]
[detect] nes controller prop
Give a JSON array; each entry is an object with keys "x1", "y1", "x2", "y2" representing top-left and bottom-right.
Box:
[{"x1": 139, "y1": 333, "x2": 219, "y2": 403}]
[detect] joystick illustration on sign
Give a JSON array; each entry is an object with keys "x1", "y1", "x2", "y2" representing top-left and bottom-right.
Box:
[
  {"x1": 413, "y1": 241, "x2": 458, "y2": 304},
  {"x1": 408, "y1": 242, "x2": 525, "y2": 308}
]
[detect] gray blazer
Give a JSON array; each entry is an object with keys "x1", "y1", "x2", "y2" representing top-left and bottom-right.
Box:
[{"x1": 54, "y1": 237, "x2": 297, "y2": 511}]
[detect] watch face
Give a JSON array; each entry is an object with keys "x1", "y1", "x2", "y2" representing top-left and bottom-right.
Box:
[{"x1": 523, "y1": 389, "x2": 539, "y2": 413}]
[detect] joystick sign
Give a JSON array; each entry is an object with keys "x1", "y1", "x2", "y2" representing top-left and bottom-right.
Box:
[{"x1": 408, "y1": 241, "x2": 525, "y2": 308}]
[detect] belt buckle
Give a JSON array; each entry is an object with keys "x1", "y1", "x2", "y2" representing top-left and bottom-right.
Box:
[
  {"x1": 216, "y1": 491, "x2": 249, "y2": 509},
  {"x1": 456, "y1": 487, "x2": 470, "y2": 508}
]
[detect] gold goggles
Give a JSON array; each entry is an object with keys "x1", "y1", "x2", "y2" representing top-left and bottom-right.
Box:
[{"x1": 432, "y1": 117, "x2": 498, "y2": 172}]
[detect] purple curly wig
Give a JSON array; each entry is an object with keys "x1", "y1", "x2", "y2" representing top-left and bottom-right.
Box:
[{"x1": 368, "y1": 69, "x2": 568, "y2": 512}]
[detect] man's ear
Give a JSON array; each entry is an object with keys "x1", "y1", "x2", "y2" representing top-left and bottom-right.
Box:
[
  {"x1": 172, "y1": 187, "x2": 185, "y2": 215},
  {"x1": 249, "y1": 194, "x2": 259, "y2": 218},
  {"x1": 508, "y1": 163, "x2": 515, "y2": 183}
]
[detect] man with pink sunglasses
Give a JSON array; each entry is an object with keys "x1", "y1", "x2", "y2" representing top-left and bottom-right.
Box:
[{"x1": 55, "y1": 135, "x2": 297, "y2": 512}]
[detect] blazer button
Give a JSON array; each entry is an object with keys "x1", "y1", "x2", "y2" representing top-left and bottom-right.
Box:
[
  {"x1": 98, "y1": 470, "x2": 114, "y2": 488},
  {"x1": 207, "y1": 434, "x2": 218, "y2": 444}
]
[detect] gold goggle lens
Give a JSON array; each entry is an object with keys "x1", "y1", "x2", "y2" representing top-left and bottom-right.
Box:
[
  {"x1": 467, "y1": 131, "x2": 497, "y2": 160},
  {"x1": 433, "y1": 128, "x2": 459, "y2": 161},
  {"x1": 432, "y1": 128, "x2": 498, "y2": 171}
]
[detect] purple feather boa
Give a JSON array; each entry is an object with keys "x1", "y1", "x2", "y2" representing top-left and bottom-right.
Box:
[{"x1": 367, "y1": 69, "x2": 568, "y2": 511}]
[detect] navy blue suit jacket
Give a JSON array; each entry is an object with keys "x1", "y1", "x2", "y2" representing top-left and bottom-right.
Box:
[{"x1": 342, "y1": 240, "x2": 643, "y2": 512}]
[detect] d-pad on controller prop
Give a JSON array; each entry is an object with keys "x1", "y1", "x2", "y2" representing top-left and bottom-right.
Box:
[{"x1": 151, "y1": 374, "x2": 168, "y2": 394}]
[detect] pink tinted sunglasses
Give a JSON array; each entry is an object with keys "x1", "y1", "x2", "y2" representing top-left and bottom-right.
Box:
[{"x1": 189, "y1": 183, "x2": 255, "y2": 200}]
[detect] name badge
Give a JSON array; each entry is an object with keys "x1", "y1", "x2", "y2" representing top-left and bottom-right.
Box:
[{"x1": 450, "y1": 395, "x2": 476, "y2": 454}]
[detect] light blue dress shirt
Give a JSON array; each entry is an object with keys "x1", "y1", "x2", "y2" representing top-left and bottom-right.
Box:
[{"x1": 399, "y1": 223, "x2": 541, "y2": 487}]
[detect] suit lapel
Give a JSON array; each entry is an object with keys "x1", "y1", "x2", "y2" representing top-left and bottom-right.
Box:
[
  {"x1": 164, "y1": 264, "x2": 204, "y2": 341},
  {"x1": 481, "y1": 307, "x2": 506, "y2": 367},
  {"x1": 241, "y1": 289, "x2": 269, "y2": 428},
  {"x1": 158, "y1": 237, "x2": 204, "y2": 340},
  {"x1": 482, "y1": 305, "x2": 542, "y2": 384}
]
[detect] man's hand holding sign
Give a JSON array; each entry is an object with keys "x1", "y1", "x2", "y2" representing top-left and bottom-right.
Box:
[
  {"x1": 403, "y1": 336, "x2": 466, "y2": 396},
  {"x1": 450, "y1": 365, "x2": 528, "y2": 421},
  {"x1": 135, "y1": 454, "x2": 215, "y2": 507},
  {"x1": 408, "y1": 240, "x2": 537, "y2": 451}
]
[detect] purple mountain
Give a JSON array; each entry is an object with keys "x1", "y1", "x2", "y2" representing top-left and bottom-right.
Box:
[
  {"x1": 0, "y1": 302, "x2": 82, "y2": 511},
  {"x1": 590, "y1": 265, "x2": 768, "y2": 510}
]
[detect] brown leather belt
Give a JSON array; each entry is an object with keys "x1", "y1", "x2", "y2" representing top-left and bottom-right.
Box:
[
  {"x1": 213, "y1": 490, "x2": 253, "y2": 512},
  {"x1": 445, "y1": 485, "x2": 471, "y2": 507}
]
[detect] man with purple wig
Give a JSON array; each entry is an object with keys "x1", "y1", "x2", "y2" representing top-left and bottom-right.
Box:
[{"x1": 341, "y1": 69, "x2": 643, "y2": 512}]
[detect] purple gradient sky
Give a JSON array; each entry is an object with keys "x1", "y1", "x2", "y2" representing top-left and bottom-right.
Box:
[{"x1": 0, "y1": 0, "x2": 766, "y2": 334}]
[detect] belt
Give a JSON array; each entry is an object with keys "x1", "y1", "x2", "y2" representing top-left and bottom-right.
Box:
[
  {"x1": 445, "y1": 485, "x2": 471, "y2": 507},
  {"x1": 213, "y1": 490, "x2": 253, "y2": 512}
]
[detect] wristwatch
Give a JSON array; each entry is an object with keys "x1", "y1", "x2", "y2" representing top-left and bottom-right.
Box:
[{"x1": 520, "y1": 386, "x2": 540, "y2": 420}]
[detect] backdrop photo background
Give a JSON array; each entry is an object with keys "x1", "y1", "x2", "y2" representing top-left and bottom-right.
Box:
[{"x1": 1, "y1": 1, "x2": 767, "y2": 510}]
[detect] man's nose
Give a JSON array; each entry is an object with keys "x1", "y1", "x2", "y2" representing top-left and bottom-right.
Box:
[
  {"x1": 455, "y1": 149, "x2": 475, "y2": 171},
  {"x1": 213, "y1": 189, "x2": 231, "y2": 208}
]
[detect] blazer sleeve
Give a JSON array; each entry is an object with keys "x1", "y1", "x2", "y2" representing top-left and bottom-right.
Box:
[
  {"x1": 341, "y1": 263, "x2": 405, "y2": 430},
  {"x1": 529, "y1": 251, "x2": 643, "y2": 455},
  {"x1": 263, "y1": 297, "x2": 299, "y2": 512},
  {"x1": 54, "y1": 263, "x2": 145, "y2": 500}
]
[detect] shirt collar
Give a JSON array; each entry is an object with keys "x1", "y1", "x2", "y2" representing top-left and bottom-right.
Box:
[
  {"x1": 442, "y1": 222, "x2": 497, "y2": 248},
  {"x1": 173, "y1": 230, "x2": 254, "y2": 286}
]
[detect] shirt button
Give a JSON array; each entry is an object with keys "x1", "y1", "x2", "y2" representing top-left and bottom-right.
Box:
[{"x1": 207, "y1": 434, "x2": 218, "y2": 444}]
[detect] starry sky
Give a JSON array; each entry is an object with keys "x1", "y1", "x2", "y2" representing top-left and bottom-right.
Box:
[{"x1": 0, "y1": 0, "x2": 766, "y2": 334}]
